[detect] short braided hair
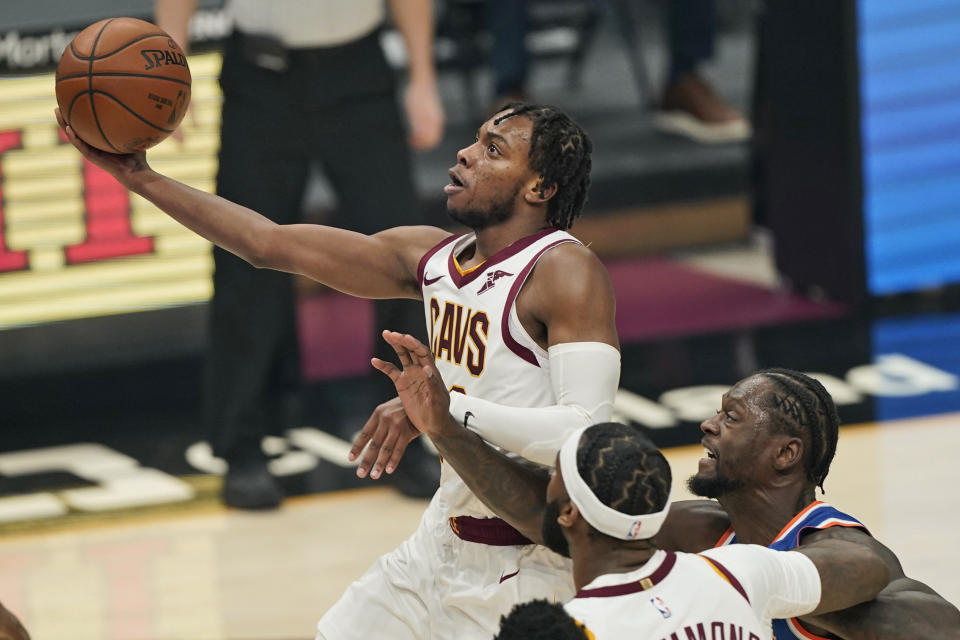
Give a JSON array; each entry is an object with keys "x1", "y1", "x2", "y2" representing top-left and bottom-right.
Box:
[
  {"x1": 758, "y1": 369, "x2": 840, "y2": 492},
  {"x1": 576, "y1": 423, "x2": 671, "y2": 520},
  {"x1": 493, "y1": 102, "x2": 593, "y2": 230},
  {"x1": 495, "y1": 600, "x2": 589, "y2": 640}
]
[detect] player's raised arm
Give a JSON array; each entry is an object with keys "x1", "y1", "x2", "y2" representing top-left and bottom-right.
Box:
[{"x1": 55, "y1": 108, "x2": 449, "y2": 299}]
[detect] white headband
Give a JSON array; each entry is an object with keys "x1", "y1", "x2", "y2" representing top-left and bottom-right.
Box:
[{"x1": 559, "y1": 427, "x2": 672, "y2": 540}]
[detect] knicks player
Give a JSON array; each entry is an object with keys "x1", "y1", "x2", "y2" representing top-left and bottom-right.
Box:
[
  {"x1": 371, "y1": 332, "x2": 960, "y2": 639},
  {"x1": 365, "y1": 340, "x2": 890, "y2": 639},
  {"x1": 659, "y1": 369, "x2": 960, "y2": 639},
  {"x1": 55, "y1": 103, "x2": 620, "y2": 639}
]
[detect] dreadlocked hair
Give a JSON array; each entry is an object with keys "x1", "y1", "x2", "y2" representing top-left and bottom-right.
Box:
[
  {"x1": 576, "y1": 422, "x2": 671, "y2": 523},
  {"x1": 758, "y1": 368, "x2": 840, "y2": 493},
  {"x1": 493, "y1": 102, "x2": 592, "y2": 230},
  {"x1": 494, "y1": 600, "x2": 589, "y2": 640}
]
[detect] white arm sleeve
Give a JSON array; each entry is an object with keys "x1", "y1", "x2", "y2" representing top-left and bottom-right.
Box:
[
  {"x1": 446, "y1": 342, "x2": 620, "y2": 466},
  {"x1": 701, "y1": 545, "x2": 822, "y2": 621}
]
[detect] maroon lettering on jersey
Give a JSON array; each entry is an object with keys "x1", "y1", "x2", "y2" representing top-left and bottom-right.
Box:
[
  {"x1": 466, "y1": 311, "x2": 489, "y2": 376},
  {"x1": 685, "y1": 623, "x2": 706, "y2": 640},
  {"x1": 60, "y1": 128, "x2": 154, "y2": 264},
  {"x1": 429, "y1": 297, "x2": 441, "y2": 355},
  {"x1": 0, "y1": 129, "x2": 29, "y2": 273},
  {"x1": 431, "y1": 300, "x2": 488, "y2": 375},
  {"x1": 436, "y1": 302, "x2": 457, "y2": 361},
  {"x1": 659, "y1": 621, "x2": 757, "y2": 640},
  {"x1": 452, "y1": 305, "x2": 471, "y2": 363}
]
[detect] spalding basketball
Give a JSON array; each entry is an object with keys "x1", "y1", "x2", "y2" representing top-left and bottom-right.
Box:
[{"x1": 55, "y1": 17, "x2": 191, "y2": 153}]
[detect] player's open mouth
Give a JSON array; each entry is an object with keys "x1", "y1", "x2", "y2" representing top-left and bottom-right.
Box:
[
  {"x1": 444, "y1": 169, "x2": 466, "y2": 195},
  {"x1": 700, "y1": 440, "x2": 717, "y2": 465}
]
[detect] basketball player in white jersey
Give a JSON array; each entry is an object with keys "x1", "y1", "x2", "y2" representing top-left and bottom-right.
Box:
[
  {"x1": 55, "y1": 103, "x2": 620, "y2": 639},
  {"x1": 371, "y1": 331, "x2": 960, "y2": 640},
  {"x1": 367, "y1": 339, "x2": 889, "y2": 639}
]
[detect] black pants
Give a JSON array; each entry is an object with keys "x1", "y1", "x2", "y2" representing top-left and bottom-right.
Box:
[
  {"x1": 667, "y1": 0, "x2": 717, "y2": 82},
  {"x1": 207, "y1": 30, "x2": 425, "y2": 458}
]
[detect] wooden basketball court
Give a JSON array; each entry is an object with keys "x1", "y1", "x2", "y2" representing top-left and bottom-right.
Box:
[{"x1": 0, "y1": 412, "x2": 956, "y2": 640}]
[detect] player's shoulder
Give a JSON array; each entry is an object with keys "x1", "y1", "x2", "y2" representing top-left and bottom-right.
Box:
[
  {"x1": 535, "y1": 236, "x2": 601, "y2": 267},
  {"x1": 796, "y1": 503, "x2": 871, "y2": 547},
  {"x1": 801, "y1": 522, "x2": 871, "y2": 542},
  {"x1": 528, "y1": 239, "x2": 610, "y2": 293},
  {"x1": 653, "y1": 499, "x2": 732, "y2": 552}
]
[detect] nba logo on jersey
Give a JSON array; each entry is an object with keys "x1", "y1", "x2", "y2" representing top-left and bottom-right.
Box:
[
  {"x1": 477, "y1": 270, "x2": 513, "y2": 294},
  {"x1": 627, "y1": 520, "x2": 642, "y2": 539},
  {"x1": 650, "y1": 596, "x2": 671, "y2": 619}
]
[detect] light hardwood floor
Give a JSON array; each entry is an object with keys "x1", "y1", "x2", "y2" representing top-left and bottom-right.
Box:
[{"x1": 0, "y1": 412, "x2": 957, "y2": 640}]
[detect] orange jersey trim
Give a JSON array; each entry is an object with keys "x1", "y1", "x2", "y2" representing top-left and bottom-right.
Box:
[
  {"x1": 771, "y1": 501, "x2": 824, "y2": 544},
  {"x1": 713, "y1": 526, "x2": 736, "y2": 548},
  {"x1": 787, "y1": 616, "x2": 832, "y2": 640}
]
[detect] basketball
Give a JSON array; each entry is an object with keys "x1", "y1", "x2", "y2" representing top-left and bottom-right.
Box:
[{"x1": 55, "y1": 17, "x2": 192, "y2": 154}]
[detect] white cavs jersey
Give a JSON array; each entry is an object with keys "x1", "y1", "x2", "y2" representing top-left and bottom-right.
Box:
[
  {"x1": 564, "y1": 547, "x2": 821, "y2": 640},
  {"x1": 418, "y1": 228, "x2": 580, "y2": 518}
]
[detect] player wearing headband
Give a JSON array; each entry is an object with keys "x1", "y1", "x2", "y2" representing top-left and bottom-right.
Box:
[
  {"x1": 372, "y1": 332, "x2": 891, "y2": 639},
  {"x1": 546, "y1": 424, "x2": 886, "y2": 638}
]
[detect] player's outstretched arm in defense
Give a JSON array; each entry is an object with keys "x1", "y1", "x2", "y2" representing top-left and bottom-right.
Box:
[
  {"x1": 372, "y1": 331, "x2": 552, "y2": 542},
  {"x1": 795, "y1": 527, "x2": 960, "y2": 640},
  {"x1": 54, "y1": 109, "x2": 448, "y2": 300}
]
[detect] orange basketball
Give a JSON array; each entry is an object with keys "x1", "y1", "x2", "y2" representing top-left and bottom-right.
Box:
[{"x1": 55, "y1": 17, "x2": 191, "y2": 154}]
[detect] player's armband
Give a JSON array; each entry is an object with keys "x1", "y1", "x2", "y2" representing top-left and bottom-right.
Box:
[{"x1": 448, "y1": 342, "x2": 620, "y2": 465}]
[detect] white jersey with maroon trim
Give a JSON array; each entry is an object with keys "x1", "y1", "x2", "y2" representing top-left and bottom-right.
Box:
[
  {"x1": 563, "y1": 547, "x2": 821, "y2": 640},
  {"x1": 417, "y1": 227, "x2": 580, "y2": 518}
]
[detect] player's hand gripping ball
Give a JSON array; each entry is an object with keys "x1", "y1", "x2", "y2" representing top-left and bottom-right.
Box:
[{"x1": 55, "y1": 17, "x2": 192, "y2": 153}]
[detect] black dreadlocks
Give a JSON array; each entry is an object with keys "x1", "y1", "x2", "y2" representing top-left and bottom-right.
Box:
[
  {"x1": 576, "y1": 422, "x2": 672, "y2": 520},
  {"x1": 758, "y1": 368, "x2": 840, "y2": 492},
  {"x1": 493, "y1": 103, "x2": 593, "y2": 230}
]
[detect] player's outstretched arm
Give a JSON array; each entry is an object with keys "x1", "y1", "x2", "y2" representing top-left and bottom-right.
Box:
[
  {"x1": 791, "y1": 536, "x2": 890, "y2": 615},
  {"x1": 799, "y1": 529, "x2": 960, "y2": 640},
  {"x1": 372, "y1": 331, "x2": 551, "y2": 542},
  {"x1": 55, "y1": 109, "x2": 448, "y2": 299},
  {"x1": 813, "y1": 578, "x2": 960, "y2": 640}
]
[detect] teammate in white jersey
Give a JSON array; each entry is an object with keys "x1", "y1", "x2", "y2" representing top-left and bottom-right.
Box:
[
  {"x1": 55, "y1": 102, "x2": 620, "y2": 639},
  {"x1": 372, "y1": 333, "x2": 960, "y2": 640},
  {"x1": 368, "y1": 337, "x2": 890, "y2": 639}
]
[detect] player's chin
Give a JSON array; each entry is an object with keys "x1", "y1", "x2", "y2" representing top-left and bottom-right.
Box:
[
  {"x1": 686, "y1": 473, "x2": 717, "y2": 499},
  {"x1": 696, "y1": 456, "x2": 717, "y2": 474},
  {"x1": 445, "y1": 193, "x2": 466, "y2": 212}
]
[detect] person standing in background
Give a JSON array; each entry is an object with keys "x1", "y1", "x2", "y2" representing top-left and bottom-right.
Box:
[
  {"x1": 654, "y1": 0, "x2": 750, "y2": 143},
  {"x1": 153, "y1": 0, "x2": 445, "y2": 509},
  {"x1": 478, "y1": 0, "x2": 748, "y2": 143}
]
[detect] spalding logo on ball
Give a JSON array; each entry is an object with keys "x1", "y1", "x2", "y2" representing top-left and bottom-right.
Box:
[{"x1": 55, "y1": 17, "x2": 192, "y2": 154}]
